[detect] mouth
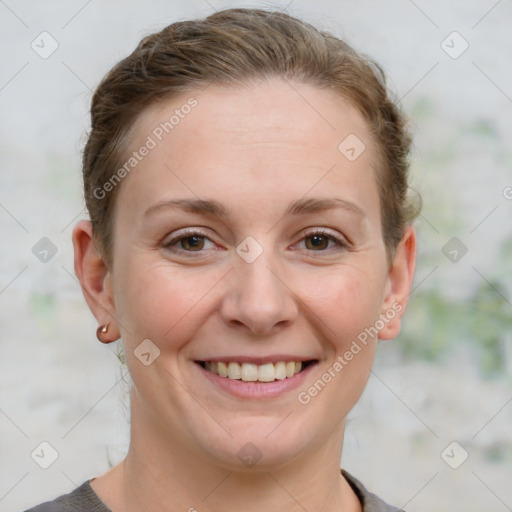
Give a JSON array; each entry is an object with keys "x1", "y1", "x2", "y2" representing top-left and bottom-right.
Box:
[{"x1": 196, "y1": 359, "x2": 317, "y2": 383}]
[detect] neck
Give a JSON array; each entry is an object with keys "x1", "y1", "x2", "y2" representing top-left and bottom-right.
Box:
[{"x1": 96, "y1": 397, "x2": 362, "y2": 512}]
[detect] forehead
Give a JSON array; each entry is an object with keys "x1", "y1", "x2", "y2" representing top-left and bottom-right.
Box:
[
  {"x1": 115, "y1": 78, "x2": 381, "y2": 224},
  {"x1": 135, "y1": 78, "x2": 372, "y2": 153}
]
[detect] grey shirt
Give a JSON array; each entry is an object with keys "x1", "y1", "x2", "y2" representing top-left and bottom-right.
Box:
[{"x1": 24, "y1": 471, "x2": 404, "y2": 511}]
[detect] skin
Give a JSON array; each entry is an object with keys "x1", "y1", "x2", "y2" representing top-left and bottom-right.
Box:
[{"x1": 73, "y1": 78, "x2": 416, "y2": 512}]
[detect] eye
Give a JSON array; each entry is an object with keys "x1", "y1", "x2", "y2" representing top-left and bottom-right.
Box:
[
  {"x1": 179, "y1": 235, "x2": 206, "y2": 251},
  {"x1": 297, "y1": 229, "x2": 347, "y2": 252},
  {"x1": 163, "y1": 229, "x2": 216, "y2": 254},
  {"x1": 163, "y1": 228, "x2": 347, "y2": 256}
]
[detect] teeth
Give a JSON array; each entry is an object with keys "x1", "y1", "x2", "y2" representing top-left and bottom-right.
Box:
[
  {"x1": 228, "y1": 362, "x2": 241, "y2": 380},
  {"x1": 218, "y1": 362, "x2": 228, "y2": 378},
  {"x1": 204, "y1": 360, "x2": 307, "y2": 382},
  {"x1": 274, "y1": 361, "x2": 286, "y2": 380},
  {"x1": 258, "y1": 363, "x2": 275, "y2": 382},
  {"x1": 241, "y1": 363, "x2": 258, "y2": 382}
]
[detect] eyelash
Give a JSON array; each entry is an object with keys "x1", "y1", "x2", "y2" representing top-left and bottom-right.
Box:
[{"x1": 162, "y1": 228, "x2": 348, "y2": 256}]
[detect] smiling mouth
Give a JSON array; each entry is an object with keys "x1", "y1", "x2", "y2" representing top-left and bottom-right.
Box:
[{"x1": 197, "y1": 360, "x2": 317, "y2": 383}]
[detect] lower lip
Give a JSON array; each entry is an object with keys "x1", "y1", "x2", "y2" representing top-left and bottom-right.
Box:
[{"x1": 196, "y1": 362, "x2": 317, "y2": 399}]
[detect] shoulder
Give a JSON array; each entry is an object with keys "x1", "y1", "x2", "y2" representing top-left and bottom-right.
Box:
[
  {"x1": 23, "y1": 480, "x2": 111, "y2": 512},
  {"x1": 342, "y1": 470, "x2": 405, "y2": 512}
]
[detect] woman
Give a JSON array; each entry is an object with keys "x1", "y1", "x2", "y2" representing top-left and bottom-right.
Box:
[{"x1": 27, "y1": 7, "x2": 418, "y2": 512}]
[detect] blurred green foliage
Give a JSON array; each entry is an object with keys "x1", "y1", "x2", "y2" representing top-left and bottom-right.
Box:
[
  {"x1": 397, "y1": 97, "x2": 512, "y2": 379},
  {"x1": 400, "y1": 275, "x2": 511, "y2": 378}
]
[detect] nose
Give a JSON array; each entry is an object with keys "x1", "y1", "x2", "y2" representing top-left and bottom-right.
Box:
[{"x1": 219, "y1": 251, "x2": 299, "y2": 337}]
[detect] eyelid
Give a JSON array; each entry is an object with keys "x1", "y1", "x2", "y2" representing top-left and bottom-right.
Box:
[
  {"x1": 162, "y1": 227, "x2": 217, "y2": 252},
  {"x1": 164, "y1": 226, "x2": 206, "y2": 240},
  {"x1": 162, "y1": 227, "x2": 349, "y2": 255},
  {"x1": 297, "y1": 228, "x2": 350, "y2": 249}
]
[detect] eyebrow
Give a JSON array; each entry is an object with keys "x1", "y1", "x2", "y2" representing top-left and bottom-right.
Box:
[
  {"x1": 144, "y1": 197, "x2": 365, "y2": 219},
  {"x1": 144, "y1": 198, "x2": 230, "y2": 218}
]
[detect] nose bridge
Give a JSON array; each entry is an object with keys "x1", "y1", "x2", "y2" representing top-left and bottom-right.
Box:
[
  {"x1": 240, "y1": 249, "x2": 282, "y2": 301},
  {"x1": 220, "y1": 238, "x2": 297, "y2": 334}
]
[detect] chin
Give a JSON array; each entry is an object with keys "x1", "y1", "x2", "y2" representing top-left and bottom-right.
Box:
[{"x1": 193, "y1": 417, "x2": 316, "y2": 471}]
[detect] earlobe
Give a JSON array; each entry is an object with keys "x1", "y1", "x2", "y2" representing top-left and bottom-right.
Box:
[
  {"x1": 72, "y1": 220, "x2": 120, "y2": 343},
  {"x1": 378, "y1": 225, "x2": 417, "y2": 340}
]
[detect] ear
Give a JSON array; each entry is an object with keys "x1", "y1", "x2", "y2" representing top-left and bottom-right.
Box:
[
  {"x1": 72, "y1": 220, "x2": 120, "y2": 342},
  {"x1": 378, "y1": 225, "x2": 417, "y2": 340}
]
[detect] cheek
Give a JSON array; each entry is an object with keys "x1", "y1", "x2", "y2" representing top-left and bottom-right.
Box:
[
  {"x1": 306, "y1": 271, "x2": 383, "y2": 411},
  {"x1": 303, "y1": 265, "x2": 386, "y2": 349},
  {"x1": 113, "y1": 258, "x2": 217, "y2": 348}
]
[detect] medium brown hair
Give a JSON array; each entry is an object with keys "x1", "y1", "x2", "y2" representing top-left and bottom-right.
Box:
[{"x1": 83, "y1": 7, "x2": 420, "y2": 266}]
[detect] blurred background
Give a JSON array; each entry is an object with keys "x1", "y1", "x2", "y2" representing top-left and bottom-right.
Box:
[{"x1": 0, "y1": 1, "x2": 511, "y2": 510}]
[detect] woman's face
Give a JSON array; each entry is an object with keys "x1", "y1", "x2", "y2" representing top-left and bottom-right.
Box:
[{"x1": 95, "y1": 78, "x2": 413, "y2": 468}]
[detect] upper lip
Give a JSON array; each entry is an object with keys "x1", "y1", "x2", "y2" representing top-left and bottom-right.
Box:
[{"x1": 196, "y1": 355, "x2": 318, "y2": 365}]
